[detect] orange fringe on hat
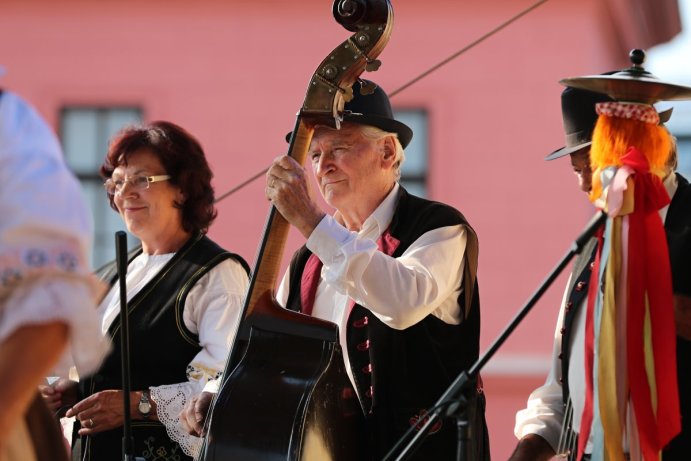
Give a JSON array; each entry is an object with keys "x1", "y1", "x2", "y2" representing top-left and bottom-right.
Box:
[{"x1": 589, "y1": 115, "x2": 671, "y2": 203}]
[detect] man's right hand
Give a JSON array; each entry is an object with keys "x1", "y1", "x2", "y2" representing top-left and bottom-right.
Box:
[
  {"x1": 507, "y1": 433, "x2": 556, "y2": 461},
  {"x1": 265, "y1": 155, "x2": 325, "y2": 239},
  {"x1": 180, "y1": 391, "x2": 214, "y2": 437}
]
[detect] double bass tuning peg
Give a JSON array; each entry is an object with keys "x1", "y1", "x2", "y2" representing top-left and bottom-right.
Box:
[{"x1": 365, "y1": 59, "x2": 382, "y2": 72}]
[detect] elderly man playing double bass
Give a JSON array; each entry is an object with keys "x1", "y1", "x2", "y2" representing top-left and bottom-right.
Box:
[
  {"x1": 182, "y1": 80, "x2": 490, "y2": 459},
  {"x1": 271, "y1": 80, "x2": 489, "y2": 460}
]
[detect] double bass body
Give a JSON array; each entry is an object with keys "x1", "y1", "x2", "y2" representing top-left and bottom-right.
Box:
[{"x1": 204, "y1": 296, "x2": 366, "y2": 460}]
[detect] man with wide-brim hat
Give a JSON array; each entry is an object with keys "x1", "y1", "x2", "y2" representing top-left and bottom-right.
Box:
[
  {"x1": 510, "y1": 85, "x2": 613, "y2": 461},
  {"x1": 511, "y1": 52, "x2": 691, "y2": 461},
  {"x1": 544, "y1": 86, "x2": 616, "y2": 194},
  {"x1": 564, "y1": 51, "x2": 691, "y2": 461},
  {"x1": 265, "y1": 79, "x2": 490, "y2": 460}
]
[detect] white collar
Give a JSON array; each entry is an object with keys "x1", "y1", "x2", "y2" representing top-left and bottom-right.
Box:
[{"x1": 358, "y1": 182, "x2": 400, "y2": 238}]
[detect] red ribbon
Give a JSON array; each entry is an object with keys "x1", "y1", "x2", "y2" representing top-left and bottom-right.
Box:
[
  {"x1": 578, "y1": 147, "x2": 679, "y2": 459},
  {"x1": 577, "y1": 228, "x2": 604, "y2": 460},
  {"x1": 622, "y1": 147, "x2": 679, "y2": 458}
]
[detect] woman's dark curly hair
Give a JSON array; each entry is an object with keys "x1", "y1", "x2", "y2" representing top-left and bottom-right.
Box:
[{"x1": 100, "y1": 121, "x2": 217, "y2": 233}]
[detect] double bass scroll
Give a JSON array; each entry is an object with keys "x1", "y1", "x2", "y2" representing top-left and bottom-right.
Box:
[{"x1": 198, "y1": 1, "x2": 394, "y2": 460}]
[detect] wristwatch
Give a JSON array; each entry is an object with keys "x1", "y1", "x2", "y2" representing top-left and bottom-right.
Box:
[{"x1": 138, "y1": 390, "x2": 152, "y2": 419}]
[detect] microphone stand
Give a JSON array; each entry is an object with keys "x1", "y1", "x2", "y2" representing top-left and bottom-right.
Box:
[
  {"x1": 382, "y1": 211, "x2": 607, "y2": 461},
  {"x1": 115, "y1": 231, "x2": 145, "y2": 461}
]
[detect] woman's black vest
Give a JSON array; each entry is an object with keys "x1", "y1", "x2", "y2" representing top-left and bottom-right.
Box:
[
  {"x1": 75, "y1": 233, "x2": 248, "y2": 461},
  {"x1": 285, "y1": 188, "x2": 490, "y2": 461}
]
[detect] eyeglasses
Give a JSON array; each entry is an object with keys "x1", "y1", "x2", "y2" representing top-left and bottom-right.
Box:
[{"x1": 104, "y1": 175, "x2": 171, "y2": 196}]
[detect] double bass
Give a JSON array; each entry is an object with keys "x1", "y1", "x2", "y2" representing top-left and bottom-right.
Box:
[{"x1": 198, "y1": 1, "x2": 394, "y2": 459}]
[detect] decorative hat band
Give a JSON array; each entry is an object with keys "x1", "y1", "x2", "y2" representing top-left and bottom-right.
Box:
[{"x1": 595, "y1": 101, "x2": 659, "y2": 124}]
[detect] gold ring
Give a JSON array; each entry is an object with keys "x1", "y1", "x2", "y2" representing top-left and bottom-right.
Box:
[{"x1": 88, "y1": 418, "x2": 94, "y2": 428}]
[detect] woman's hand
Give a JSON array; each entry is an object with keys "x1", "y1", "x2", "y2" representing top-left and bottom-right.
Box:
[
  {"x1": 180, "y1": 391, "x2": 214, "y2": 437},
  {"x1": 38, "y1": 378, "x2": 77, "y2": 416},
  {"x1": 65, "y1": 389, "x2": 131, "y2": 435}
]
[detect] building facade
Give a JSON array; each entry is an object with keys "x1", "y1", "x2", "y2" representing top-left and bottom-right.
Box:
[{"x1": 1, "y1": 0, "x2": 684, "y2": 457}]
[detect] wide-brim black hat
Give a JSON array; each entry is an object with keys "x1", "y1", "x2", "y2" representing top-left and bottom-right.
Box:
[
  {"x1": 545, "y1": 87, "x2": 613, "y2": 161},
  {"x1": 286, "y1": 80, "x2": 413, "y2": 149},
  {"x1": 546, "y1": 78, "x2": 673, "y2": 161}
]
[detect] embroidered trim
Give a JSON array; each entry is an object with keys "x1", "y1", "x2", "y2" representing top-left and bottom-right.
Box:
[
  {"x1": 0, "y1": 245, "x2": 86, "y2": 294},
  {"x1": 409, "y1": 409, "x2": 443, "y2": 434},
  {"x1": 141, "y1": 435, "x2": 183, "y2": 461},
  {"x1": 595, "y1": 102, "x2": 659, "y2": 124},
  {"x1": 150, "y1": 383, "x2": 203, "y2": 458},
  {"x1": 186, "y1": 363, "x2": 222, "y2": 382}
]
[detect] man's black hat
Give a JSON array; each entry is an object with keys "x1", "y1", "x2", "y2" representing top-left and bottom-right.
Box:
[
  {"x1": 545, "y1": 87, "x2": 613, "y2": 160},
  {"x1": 286, "y1": 80, "x2": 413, "y2": 148}
]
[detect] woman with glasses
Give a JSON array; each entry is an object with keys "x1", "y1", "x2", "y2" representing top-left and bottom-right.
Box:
[{"x1": 41, "y1": 121, "x2": 250, "y2": 461}]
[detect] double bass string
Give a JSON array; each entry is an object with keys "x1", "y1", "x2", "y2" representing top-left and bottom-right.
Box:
[{"x1": 213, "y1": 0, "x2": 551, "y2": 203}]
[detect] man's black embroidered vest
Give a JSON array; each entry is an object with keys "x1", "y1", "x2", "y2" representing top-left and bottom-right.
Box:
[
  {"x1": 76, "y1": 233, "x2": 248, "y2": 461},
  {"x1": 666, "y1": 174, "x2": 691, "y2": 298},
  {"x1": 285, "y1": 188, "x2": 489, "y2": 461},
  {"x1": 560, "y1": 237, "x2": 598, "y2": 405}
]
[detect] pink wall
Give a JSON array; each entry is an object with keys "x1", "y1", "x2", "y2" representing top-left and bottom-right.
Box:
[{"x1": 0, "y1": 0, "x2": 656, "y2": 457}]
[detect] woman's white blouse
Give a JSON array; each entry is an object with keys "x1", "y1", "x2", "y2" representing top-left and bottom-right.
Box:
[{"x1": 96, "y1": 251, "x2": 248, "y2": 457}]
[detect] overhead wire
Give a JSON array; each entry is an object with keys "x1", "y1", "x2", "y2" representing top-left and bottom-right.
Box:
[{"x1": 214, "y1": 0, "x2": 551, "y2": 202}]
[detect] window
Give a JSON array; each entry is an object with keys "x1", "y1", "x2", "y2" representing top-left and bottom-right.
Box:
[
  {"x1": 662, "y1": 100, "x2": 691, "y2": 181},
  {"x1": 60, "y1": 107, "x2": 142, "y2": 269},
  {"x1": 676, "y1": 135, "x2": 691, "y2": 179},
  {"x1": 394, "y1": 109, "x2": 428, "y2": 197}
]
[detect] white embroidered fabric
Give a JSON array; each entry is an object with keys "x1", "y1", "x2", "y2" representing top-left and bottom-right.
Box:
[
  {"x1": 150, "y1": 382, "x2": 203, "y2": 458},
  {"x1": 0, "y1": 274, "x2": 109, "y2": 376},
  {"x1": 1, "y1": 90, "x2": 110, "y2": 377}
]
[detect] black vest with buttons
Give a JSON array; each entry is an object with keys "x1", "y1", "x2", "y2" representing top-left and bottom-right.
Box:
[
  {"x1": 285, "y1": 188, "x2": 489, "y2": 461},
  {"x1": 76, "y1": 233, "x2": 249, "y2": 461},
  {"x1": 560, "y1": 237, "x2": 598, "y2": 405},
  {"x1": 662, "y1": 173, "x2": 691, "y2": 459}
]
